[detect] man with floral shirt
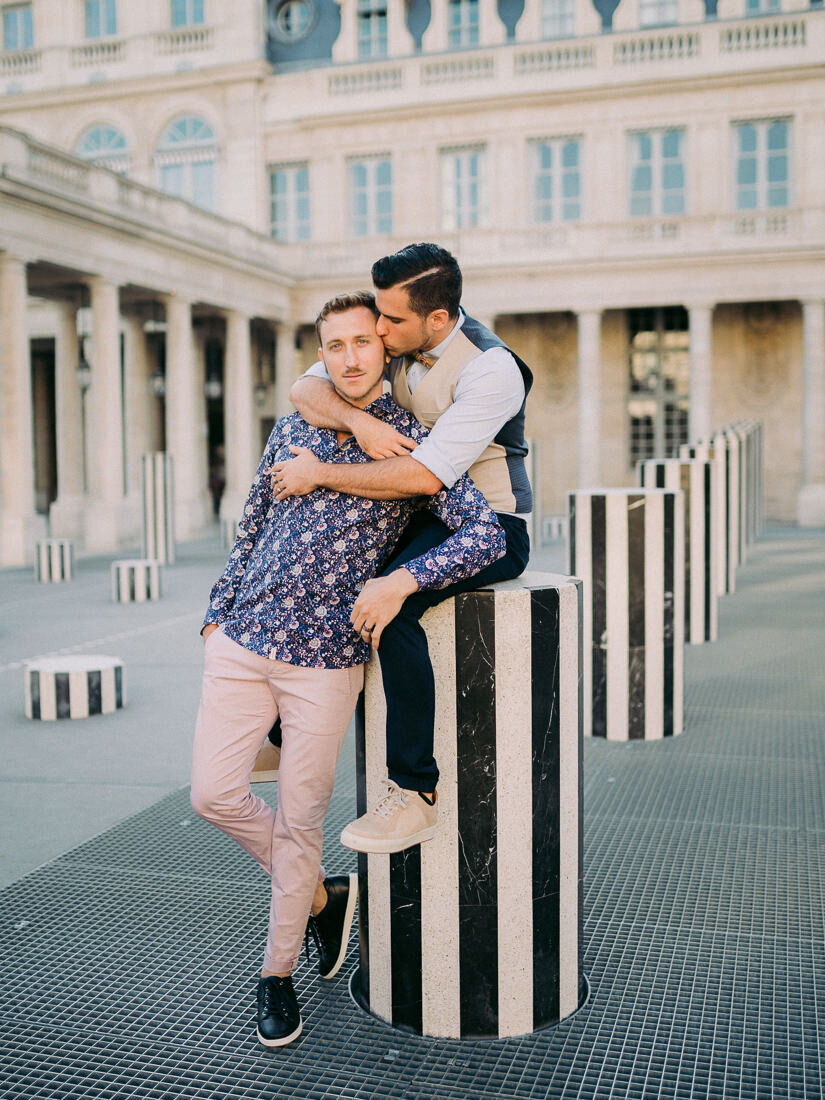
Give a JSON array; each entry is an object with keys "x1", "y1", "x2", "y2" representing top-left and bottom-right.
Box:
[{"x1": 190, "y1": 292, "x2": 505, "y2": 1050}]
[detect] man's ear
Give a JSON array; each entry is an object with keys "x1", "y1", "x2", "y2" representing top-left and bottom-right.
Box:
[
  {"x1": 429, "y1": 309, "x2": 450, "y2": 333},
  {"x1": 317, "y1": 347, "x2": 324, "y2": 363}
]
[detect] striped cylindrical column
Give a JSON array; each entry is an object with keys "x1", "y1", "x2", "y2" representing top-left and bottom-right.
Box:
[
  {"x1": 711, "y1": 430, "x2": 742, "y2": 590},
  {"x1": 639, "y1": 459, "x2": 718, "y2": 645},
  {"x1": 141, "y1": 452, "x2": 175, "y2": 564},
  {"x1": 733, "y1": 419, "x2": 763, "y2": 547},
  {"x1": 680, "y1": 440, "x2": 728, "y2": 596},
  {"x1": 34, "y1": 539, "x2": 73, "y2": 583},
  {"x1": 568, "y1": 488, "x2": 684, "y2": 741},
  {"x1": 352, "y1": 573, "x2": 584, "y2": 1039},
  {"x1": 111, "y1": 559, "x2": 162, "y2": 603},
  {"x1": 24, "y1": 655, "x2": 125, "y2": 720}
]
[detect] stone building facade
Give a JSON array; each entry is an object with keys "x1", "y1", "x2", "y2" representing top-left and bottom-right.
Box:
[{"x1": 0, "y1": 0, "x2": 823, "y2": 565}]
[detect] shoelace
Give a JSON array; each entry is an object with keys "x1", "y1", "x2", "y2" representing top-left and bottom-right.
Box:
[
  {"x1": 259, "y1": 977, "x2": 293, "y2": 1021},
  {"x1": 303, "y1": 914, "x2": 322, "y2": 964},
  {"x1": 373, "y1": 783, "x2": 408, "y2": 818}
]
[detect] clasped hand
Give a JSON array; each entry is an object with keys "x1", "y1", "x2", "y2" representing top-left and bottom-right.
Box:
[{"x1": 350, "y1": 569, "x2": 419, "y2": 649}]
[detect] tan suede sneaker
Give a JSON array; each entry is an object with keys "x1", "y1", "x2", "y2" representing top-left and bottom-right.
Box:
[
  {"x1": 250, "y1": 741, "x2": 280, "y2": 783},
  {"x1": 340, "y1": 781, "x2": 437, "y2": 854}
]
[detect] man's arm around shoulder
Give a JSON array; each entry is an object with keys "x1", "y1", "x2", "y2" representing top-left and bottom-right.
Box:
[{"x1": 290, "y1": 373, "x2": 416, "y2": 460}]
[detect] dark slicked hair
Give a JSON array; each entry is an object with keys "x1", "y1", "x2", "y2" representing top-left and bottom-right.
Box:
[
  {"x1": 371, "y1": 242, "x2": 462, "y2": 320},
  {"x1": 315, "y1": 290, "x2": 379, "y2": 343}
]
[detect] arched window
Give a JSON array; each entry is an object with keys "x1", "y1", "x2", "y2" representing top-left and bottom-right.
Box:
[
  {"x1": 155, "y1": 115, "x2": 218, "y2": 211},
  {"x1": 75, "y1": 125, "x2": 130, "y2": 174}
]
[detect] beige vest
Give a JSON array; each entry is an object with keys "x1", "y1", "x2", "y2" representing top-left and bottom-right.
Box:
[{"x1": 391, "y1": 329, "x2": 518, "y2": 514}]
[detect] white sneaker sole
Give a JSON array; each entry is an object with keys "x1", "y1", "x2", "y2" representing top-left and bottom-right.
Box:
[
  {"x1": 339, "y1": 823, "x2": 437, "y2": 855},
  {"x1": 256, "y1": 1017, "x2": 302, "y2": 1048},
  {"x1": 321, "y1": 871, "x2": 358, "y2": 981}
]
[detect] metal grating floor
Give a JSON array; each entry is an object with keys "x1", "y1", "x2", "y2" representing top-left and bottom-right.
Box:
[{"x1": 1, "y1": 532, "x2": 823, "y2": 1099}]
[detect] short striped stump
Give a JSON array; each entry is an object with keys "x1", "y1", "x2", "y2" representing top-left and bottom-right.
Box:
[
  {"x1": 639, "y1": 459, "x2": 718, "y2": 645},
  {"x1": 569, "y1": 489, "x2": 685, "y2": 741},
  {"x1": 111, "y1": 559, "x2": 162, "y2": 603},
  {"x1": 352, "y1": 573, "x2": 584, "y2": 1039},
  {"x1": 141, "y1": 452, "x2": 175, "y2": 564},
  {"x1": 34, "y1": 539, "x2": 73, "y2": 583},
  {"x1": 24, "y1": 655, "x2": 125, "y2": 721}
]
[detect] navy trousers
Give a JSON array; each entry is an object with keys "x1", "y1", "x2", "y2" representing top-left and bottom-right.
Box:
[
  {"x1": 376, "y1": 510, "x2": 529, "y2": 791},
  {"x1": 268, "y1": 511, "x2": 529, "y2": 792}
]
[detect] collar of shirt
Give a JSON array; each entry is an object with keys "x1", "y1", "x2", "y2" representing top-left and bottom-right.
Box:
[{"x1": 406, "y1": 310, "x2": 466, "y2": 393}]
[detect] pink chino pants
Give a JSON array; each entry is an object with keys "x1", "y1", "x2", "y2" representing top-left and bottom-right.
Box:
[{"x1": 190, "y1": 629, "x2": 363, "y2": 974}]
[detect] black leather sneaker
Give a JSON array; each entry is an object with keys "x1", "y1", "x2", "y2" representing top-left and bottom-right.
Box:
[
  {"x1": 306, "y1": 872, "x2": 358, "y2": 980},
  {"x1": 256, "y1": 974, "x2": 302, "y2": 1048}
]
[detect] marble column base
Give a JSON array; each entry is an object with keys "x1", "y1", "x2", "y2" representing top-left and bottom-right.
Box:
[{"x1": 353, "y1": 572, "x2": 584, "y2": 1039}]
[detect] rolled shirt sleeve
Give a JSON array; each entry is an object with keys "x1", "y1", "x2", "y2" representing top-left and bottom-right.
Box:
[{"x1": 408, "y1": 347, "x2": 525, "y2": 489}]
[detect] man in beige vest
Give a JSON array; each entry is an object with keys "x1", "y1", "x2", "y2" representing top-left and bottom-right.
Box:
[{"x1": 271, "y1": 243, "x2": 533, "y2": 853}]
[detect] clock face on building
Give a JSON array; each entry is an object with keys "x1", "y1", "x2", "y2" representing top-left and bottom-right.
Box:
[{"x1": 267, "y1": 0, "x2": 317, "y2": 43}]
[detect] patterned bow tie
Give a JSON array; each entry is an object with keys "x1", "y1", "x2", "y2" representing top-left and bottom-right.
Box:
[{"x1": 412, "y1": 351, "x2": 436, "y2": 369}]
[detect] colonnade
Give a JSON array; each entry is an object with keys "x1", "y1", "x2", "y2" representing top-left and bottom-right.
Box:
[
  {"x1": 568, "y1": 300, "x2": 825, "y2": 528},
  {"x1": 0, "y1": 249, "x2": 303, "y2": 566}
]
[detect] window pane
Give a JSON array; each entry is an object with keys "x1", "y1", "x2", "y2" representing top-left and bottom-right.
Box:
[
  {"x1": 662, "y1": 163, "x2": 684, "y2": 191},
  {"x1": 738, "y1": 125, "x2": 757, "y2": 154},
  {"x1": 662, "y1": 191, "x2": 684, "y2": 215},
  {"x1": 737, "y1": 158, "x2": 757, "y2": 186},
  {"x1": 160, "y1": 163, "x2": 185, "y2": 197},
  {"x1": 737, "y1": 189, "x2": 757, "y2": 210},
  {"x1": 192, "y1": 161, "x2": 215, "y2": 210},
  {"x1": 561, "y1": 140, "x2": 578, "y2": 168},
  {"x1": 662, "y1": 129, "x2": 681, "y2": 159},
  {"x1": 767, "y1": 121, "x2": 787, "y2": 151},
  {"x1": 767, "y1": 155, "x2": 787, "y2": 183},
  {"x1": 562, "y1": 172, "x2": 578, "y2": 199},
  {"x1": 632, "y1": 164, "x2": 652, "y2": 194}
]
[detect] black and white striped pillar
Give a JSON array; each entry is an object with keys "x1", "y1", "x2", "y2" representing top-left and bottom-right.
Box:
[
  {"x1": 733, "y1": 419, "x2": 763, "y2": 548},
  {"x1": 34, "y1": 539, "x2": 73, "y2": 583},
  {"x1": 24, "y1": 655, "x2": 125, "y2": 720},
  {"x1": 568, "y1": 489, "x2": 684, "y2": 740},
  {"x1": 111, "y1": 559, "x2": 162, "y2": 603},
  {"x1": 711, "y1": 430, "x2": 742, "y2": 590},
  {"x1": 680, "y1": 441, "x2": 728, "y2": 597},
  {"x1": 639, "y1": 459, "x2": 718, "y2": 645},
  {"x1": 141, "y1": 452, "x2": 175, "y2": 564},
  {"x1": 352, "y1": 573, "x2": 584, "y2": 1039}
]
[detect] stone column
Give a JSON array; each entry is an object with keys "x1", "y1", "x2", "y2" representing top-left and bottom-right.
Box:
[
  {"x1": 688, "y1": 304, "x2": 714, "y2": 443},
  {"x1": 222, "y1": 310, "x2": 258, "y2": 523},
  {"x1": 84, "y1": 276, "x2": 124, "y2": 551},
  {"x1": 0, "y1": 254, "x2": 35, "y2": 565},
  {"x1": 479, "y1": 0, "x2": 507, "y2": 44},
  {"x1": 421, "y1": 0, "x2": 448, "y2": 50},
  {"x1": 387, "y1": 0, "x2": 414, "y2": 54},
  {"x1": 165, "y1": 294, "x2": 209, "y2": 539},
  {"x1": 274, "y1": 321, "x2": 298, "y2": 419},
  {"x1": 797, "y1": 299, "x2": 825, "y2": 526},
  {"x1": 576, "y1": 310, "x2": 602, "y2": 489},
  {"x1": 332, "y1": 0, "x2": 358, "y2": 61},
  {"x1": 49, "y1": 304, "x2": 86, "y2": 539}
]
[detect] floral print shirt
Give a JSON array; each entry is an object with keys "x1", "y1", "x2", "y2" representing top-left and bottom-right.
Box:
[{"x1": 203, "y1": 394, "x2": 505, "y2": 669}]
